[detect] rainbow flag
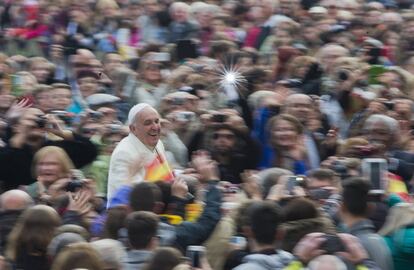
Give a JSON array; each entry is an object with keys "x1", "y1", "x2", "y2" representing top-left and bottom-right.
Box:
[
  {"x1": 144, "y1": 153, "x2": 174, "y2": 182},
  {"x1": 388, "y1": 173, "x2": 411, "y2": 202}
]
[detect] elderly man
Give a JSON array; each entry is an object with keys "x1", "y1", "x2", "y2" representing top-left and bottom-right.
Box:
[
  {"x1": 363, "y1": 114, "x2": 414, "y2": 185},
  {"x1": 107, "y1": 103, "x2": 173, "y2": 200}
]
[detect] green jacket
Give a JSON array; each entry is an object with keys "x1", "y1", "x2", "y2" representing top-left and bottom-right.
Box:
[
  {"x1": 82, "y1": 154, "x2": 111, "y2": 197},
  {"x1": 383, "y1": 225, "x2": 414, "y2": 270}
]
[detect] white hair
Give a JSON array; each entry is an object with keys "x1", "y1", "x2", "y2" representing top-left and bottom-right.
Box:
[
  {"x1": 364, "y1": 114, "x2": 399, "y2": 135},
  {"x1": 308, "y1": 255, "x2": 347, "y2": 270},
  {"x1": 316, "y1": 44, "x2": 350, "y2": 60},
  {"x1": 190, "y1": 2, "x2": 211, "y2": 14},
  {"x1": 90, "y1": 239, "x2": 126, "y2": 270},
  {"x1": 169, "y1": 2, "x2": 191, "y2": 15},
  {"x1": 381, "y1": 12, "x2": 403, "y2": 24}
]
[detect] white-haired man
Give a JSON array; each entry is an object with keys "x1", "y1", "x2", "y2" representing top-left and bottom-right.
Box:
[
  {"x1": 168, "y1": 2, "x2": 199, "y2": 43},
  {"x1": 107, "y1": 103, "x2": 173, "y2": 200}
]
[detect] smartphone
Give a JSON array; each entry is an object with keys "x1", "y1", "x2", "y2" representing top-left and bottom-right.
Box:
[
  {"x1": 229, "y1": 236, "x2": 247, "y2": 249},
  {"x1": 321, "y1": 234, "x2": 346, "y2": 254},
  {"x1": 186, "y1": 246, "x2": 205, "y2": 268},
  {"x1": 66, "y1": 169, "x2": 86, "y2": 192},
  {"x1": 286, "y1": 176, "x2": 305, "y2": 195},
  {"x1": 286, "y1": 176, "x2": 298, "y2": 195},
  {"x1": 362, "y1": 158, "x2": 387, "y2": 194}
]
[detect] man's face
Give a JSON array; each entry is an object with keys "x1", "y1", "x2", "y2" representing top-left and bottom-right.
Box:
[
  {"x1": 30, "y1": 62, "x2": 50, "y2": 83},
  {"x1": 307, "y1": 177, "x2": 333, "y2": 189},
  {"x1": 285, "y1": 95, "x2": 313, "y2": 125},
  {"x1": 130, "y1": 107, "x2": 161, "y2": 148},
  {"x1": 320, "y1": 46, "x2": 348, "y2": 73},
  {"x1": 212, "y1": 128, "x2": 236, "y2": 153},
  {"x1": 104, "y1": 53, "x2": 123, "y2": 73},
  {"x1": 36, "y1": 91, "x2": 54, "y2": 112},
  {"x1": 51, "y1": 88, "x2": 72, "y2": 110},
  {"x1": 144, "y1": 63, "x2": 162, "y2": 83},
  {"x1": 19, "y1": 108, "x2": 46, "y2": 143},
  {"x1": 365, "y1": 121, "x2": 392, "y2": 147},
  {"x1": 173, "y1": 6, "x2": 188, "y2": 23},
  {"x1": 78, "y1": 76, "x2": 98, "y2": 98},
  {"x1": 145, "y1": 0, "x2": 159, "y2": 15}
]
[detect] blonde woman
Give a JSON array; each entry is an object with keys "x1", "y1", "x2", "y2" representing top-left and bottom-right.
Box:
[
  {"x1": 25, "y1": 146, "x2": 74, "y2": 201},
  {"x1": 379, "y1": 202, "x2": 414, "y2": 270}
]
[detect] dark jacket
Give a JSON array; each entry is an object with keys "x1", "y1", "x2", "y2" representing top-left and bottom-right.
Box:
[
  {"x1": 0, "y1": 209, "x2": 23, "y2": 254},
  {"x1": 347, "y1": 219, "x2": 394, "y2": 270},
  {"x1": 168, "y1": 21, "x2": 199, "y2": 43},
  {"x1": 171, "y1": 183, "x2": 222, "y2": 250},
  {"x1": 214, "y1": 132, "x2": 261, "y2": 184},
  {"x1": 0, "y1": 133, "x2": 98, "y2": 191},
  {"x1": 109, "y1": 182, "x2": 222, "y2": 251},
  {"x1": 12, "y1": 252, "x2": 50, "y2": 270},
  {"x1": 390, "y1": 151, "x2": 414, "y2": 186}
]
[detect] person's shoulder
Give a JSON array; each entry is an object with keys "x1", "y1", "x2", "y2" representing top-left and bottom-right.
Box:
[
  {"x1": 237, "y1": 251, "x2": 294, "y2": 270},
  {"x1": 393, "y1": 150, "x2": 414, "y2": 162},
  {"x1": 113, "y1": 134, "x2": 138, "y2": 152}
]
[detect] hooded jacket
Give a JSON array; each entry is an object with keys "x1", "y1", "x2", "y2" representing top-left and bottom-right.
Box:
[
  {"x1": 123, "y1": 250, "x2": 153, "y2": 270},
  {"x1": 348, "y1": 219, "x2": 394, "y2": 270},
  {"x1": 233, "y1": 250, "x2": 293, "y2": 270},
  {"x1": 383, "y1": 225, "x2": 414, "y2": 270}
]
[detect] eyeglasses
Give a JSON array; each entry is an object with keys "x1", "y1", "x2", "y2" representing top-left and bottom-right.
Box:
[{"x1": 213, "y1": 133, "x2": 235, "y2": 140}]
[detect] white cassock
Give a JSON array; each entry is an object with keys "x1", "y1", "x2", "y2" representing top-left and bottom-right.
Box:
[{"x1": 107, "y1": 133, "x2": 168, "y2": 201}]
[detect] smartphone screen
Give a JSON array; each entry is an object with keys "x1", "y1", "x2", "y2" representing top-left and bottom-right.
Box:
[
  {"x1": 370, "y1": 162, "x2": 381, "y2": 190},
  {"x1": 362, "y1": 159, "x2": 387, "y2": 194},
  {"x1": 186, "y1": 246, "x2": 205, "y2": 268},
  {"x1": 286, "y1": 176, "x2": 298, "y2": 195}
]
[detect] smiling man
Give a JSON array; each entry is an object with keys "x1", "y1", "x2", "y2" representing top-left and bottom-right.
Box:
[{"x1": 107, "y1": 103, "x2": 173, "y2": 200}]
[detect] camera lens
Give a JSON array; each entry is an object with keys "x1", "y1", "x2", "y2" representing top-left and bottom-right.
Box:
[
  {"x1": 337, "y1": 70, "x2": 349, "y2": 81},
  {"x1": 36, "y1": 116, "x2": 47, "y2": 128}
]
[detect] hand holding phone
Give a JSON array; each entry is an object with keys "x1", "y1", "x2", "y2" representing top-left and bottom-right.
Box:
[{"x1": 320, "y1": 234, "x2": 346, "y2": 254}]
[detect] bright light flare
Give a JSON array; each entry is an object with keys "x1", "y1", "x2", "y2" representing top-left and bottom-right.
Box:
[
  {"x1": 218, "y1": 67, "x2": 246, "y2": 90},
  {"x1": 225, "y1": 72, "x2": 236, "y2": 84}
]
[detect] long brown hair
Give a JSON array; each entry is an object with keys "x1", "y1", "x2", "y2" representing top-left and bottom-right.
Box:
[{"x1": 6, "y1": 205, "x2": 61, "y2": 261}]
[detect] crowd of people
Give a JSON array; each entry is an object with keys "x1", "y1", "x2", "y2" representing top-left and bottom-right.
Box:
[{"x1": 0, "y1": 0, "x2": 414, "y2": 269}]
